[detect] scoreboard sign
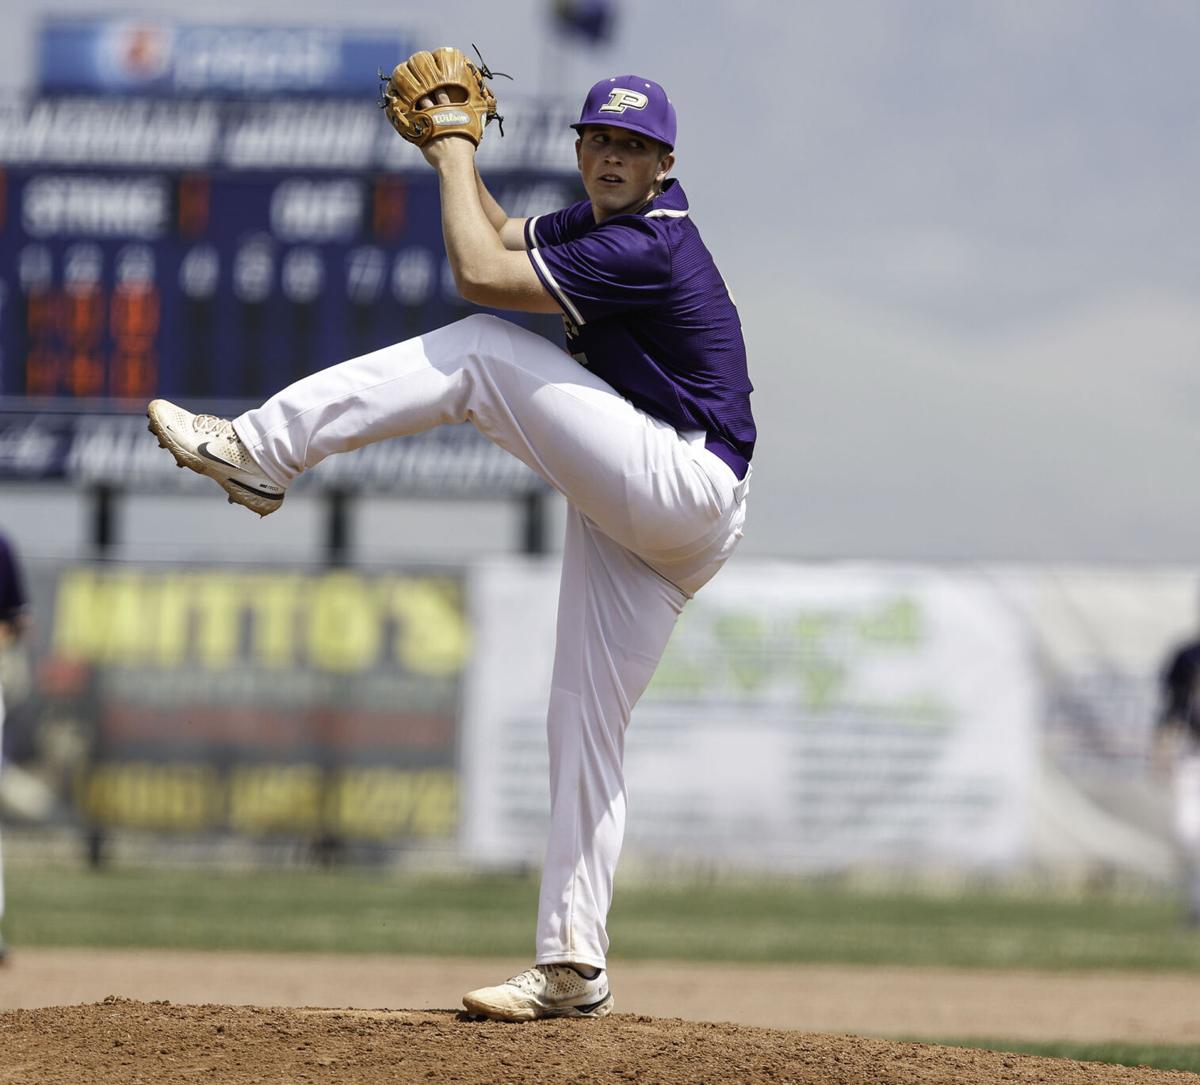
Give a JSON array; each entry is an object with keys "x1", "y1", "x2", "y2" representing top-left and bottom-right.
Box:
[
  {"x1": 0, "y1": 166, "x2": 569, "y2": 402},
  {"x1": 0, "y1": 94, "x2": 581, "y2": 407}
]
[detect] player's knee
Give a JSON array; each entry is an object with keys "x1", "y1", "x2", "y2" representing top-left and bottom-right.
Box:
[
  {"x1": 457, "y1": 311, "x2": 518, "y2": 352},
  {"x1": 460, "y1": 312, "x2": 507, "y2": 333}
]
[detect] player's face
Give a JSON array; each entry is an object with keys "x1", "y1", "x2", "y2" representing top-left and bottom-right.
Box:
[{"x1": 576, "y1": 126, "x2": 675, "y2": 223}]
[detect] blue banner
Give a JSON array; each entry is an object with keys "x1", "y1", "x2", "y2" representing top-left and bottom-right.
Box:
[
  {"x1": 38, "y1": 18, "x2": 412, "y2": 99},
  {"x1": 0, "y1": 409, "x2": 545, "y2": 496}
]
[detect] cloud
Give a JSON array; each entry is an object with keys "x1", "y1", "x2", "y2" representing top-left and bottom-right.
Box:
[{"x1": 737, "y1": 282, "x2": 1200, "y2": 560}]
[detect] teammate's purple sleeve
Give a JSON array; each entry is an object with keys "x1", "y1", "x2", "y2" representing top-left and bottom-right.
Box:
[{"x1": 528, "y1": 219, "x2": 672, "y2": 324}]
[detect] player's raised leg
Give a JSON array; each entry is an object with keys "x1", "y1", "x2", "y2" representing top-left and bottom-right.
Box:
[
  {"x1": 146, "y1": 401, "x2": 285, "y2": 517},
  {"x1": 211, "y1": 314, "x2": 739, "y2": 577}
]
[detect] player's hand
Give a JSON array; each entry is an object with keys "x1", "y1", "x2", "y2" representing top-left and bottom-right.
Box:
[
  {"x1": 417, "y1": 92, "x2": 477, "y2": 166},
  {"x1": 381, "y1": 47, "x2": 500, "y2": 150}
]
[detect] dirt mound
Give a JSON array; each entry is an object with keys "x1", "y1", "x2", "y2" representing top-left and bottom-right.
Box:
[{"x1": 1, "y1": 999, "x2": 1193, "y2": 1085}]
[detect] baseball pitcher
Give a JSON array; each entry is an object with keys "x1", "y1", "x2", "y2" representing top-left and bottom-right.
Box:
[{"x1": 147, "y1": 49, "x2": 756, "y2": 1020}]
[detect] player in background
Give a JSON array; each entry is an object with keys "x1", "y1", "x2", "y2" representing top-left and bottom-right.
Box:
[
  {"x1": 1155, "y1": 617, "x2": 1200, "y2": 925},
  {"x1": 147, "y1": 72, "x2": 755, "y2": 1019},
  {"x1": 0, "y1": 530, "x2": 30, "y2": 964}
]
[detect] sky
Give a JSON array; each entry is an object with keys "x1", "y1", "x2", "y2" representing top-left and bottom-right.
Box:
[{"x1": 2, "y1": 0, "x2": 1198, "y2": 563}]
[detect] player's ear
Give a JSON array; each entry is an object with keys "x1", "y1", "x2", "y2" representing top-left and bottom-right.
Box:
[
  {"x1": 575, "y1": 138, "x2": 583, "y2": 168},
  {"x1": 656, "y1": 150, "x2": 675, "y2": 183}
]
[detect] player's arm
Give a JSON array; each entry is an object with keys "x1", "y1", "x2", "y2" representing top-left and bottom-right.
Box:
[
  {"x1": 425, "y1": 138, "x2": 558, "y2": 312},
  {"x1": 474, "y1": 166, "x2": 529, "y2": 251}
]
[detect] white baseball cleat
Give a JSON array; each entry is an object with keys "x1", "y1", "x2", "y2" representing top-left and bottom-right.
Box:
[
  {"x1": 462, "y1": 964, "x2": 613, "y2": 1021},
  {"x1": 147, "y1": 399, "x2": 285, "y2": 517}
]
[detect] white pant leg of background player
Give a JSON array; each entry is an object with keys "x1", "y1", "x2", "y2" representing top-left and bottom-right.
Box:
[
  {"x1": 535, "y1": 507, "x2": 686, "y2": 969},
  {"x1": 234, "y1": 313, "x2": 747, "y2": 965},
  {"x1": 1173, "y1": 752, "x2": 1200, "y2": 918}
]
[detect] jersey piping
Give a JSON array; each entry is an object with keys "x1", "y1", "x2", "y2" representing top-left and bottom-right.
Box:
[
  {"x1": 524, "y1": 215, "x2": 542, "y2": 249},
  {"x1": 529, "y1": 247, "x2": 587, "y2": 326}
]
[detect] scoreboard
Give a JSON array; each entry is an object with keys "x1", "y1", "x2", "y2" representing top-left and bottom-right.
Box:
[
  {"x1": 0, "y1": 95, "x2": 581, "y2": 405},
  {"x1": 1, "y1": 167, "x2": 571, "y2": 401}
]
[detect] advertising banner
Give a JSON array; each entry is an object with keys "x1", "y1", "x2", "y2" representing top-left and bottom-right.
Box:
[
  {"x1": 23, "y1": 562, "x2": 468, "y2": 842},
  {"x1": 38, "y1": 19, "x2": 411, "y2": 99},
  {"x1": 461, "y1": 560, "x2": 1038, "y2": 873}
]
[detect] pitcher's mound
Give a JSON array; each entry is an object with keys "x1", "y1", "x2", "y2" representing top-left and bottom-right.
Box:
[{"x1": 0, "y1": 998, "x2": 1188, "y2": 1084}]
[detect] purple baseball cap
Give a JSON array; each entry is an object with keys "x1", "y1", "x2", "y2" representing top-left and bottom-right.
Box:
[{"x1": 571, "y1": 75, "x2": 677, "y2": 149}]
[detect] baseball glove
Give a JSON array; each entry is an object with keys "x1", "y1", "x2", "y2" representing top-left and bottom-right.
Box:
[{"x1": 381, "y1": 46, "x2": 505, "y2": 148}]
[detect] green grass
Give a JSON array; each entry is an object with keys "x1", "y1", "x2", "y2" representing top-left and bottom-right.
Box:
[
  {"x1": 7, "y1": 865, "x2": 1200, "y2": 971},
  {"x1": 918, "y1": 1040, "x2": 1200, "y2": 1075},
  {"x1": 7, "y1": 867, "x2": 540, "y2": 956},
  {"x1": 608, "y1": 881, "x2": 1200, "y2": 970}
]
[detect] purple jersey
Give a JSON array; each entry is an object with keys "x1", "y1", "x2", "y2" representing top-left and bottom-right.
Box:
[{"x1": 524, "y1": 179, "x2": 755, "y2": 479}]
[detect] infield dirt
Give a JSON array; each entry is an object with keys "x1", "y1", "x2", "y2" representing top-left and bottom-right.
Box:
[
  {"x1": 5, "y1": 952, "x2": 1200, "y2": 1084},
  {"x1": 4, "y1": 999, "x2": 1200, "y2": 1085}
]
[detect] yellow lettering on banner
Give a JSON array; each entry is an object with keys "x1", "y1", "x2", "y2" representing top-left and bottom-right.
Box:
[
  {"x1": 308, "y1": 572, "x2": 380, "y2": 673},
  {"x1": 389, "y1": 579, "x2": 469, "y2": 677},
  {"x1": 51, "y1": 566, "x2": 469, "y2": 673},
  {"x1": 53, "y1": 569, "x2": 158, "y2": 664},
  {"x1": 81, "y1": 762, "x2": 219, "y2": 829},
  {"x1": 328, "y1": 768, "x2": 457, "y2": 839},
  {"x1": 105, "y1": 571, "x2": 149, "y2": 662},
  {"x1": 151, "y1": 573, "x2": 192, "y2": 667},
  {"x1": 193, "y1": 575, "x2": 242, "y2": 667},
  {"x1": 246, "y1": 574, "x2": 305, "y2": 668},
  {"x1": 52, "y1": 568, "x2": 106, "y2": 659},
  {"x1": 228, "y1": 764, "x2": 322, "y2": 832}
]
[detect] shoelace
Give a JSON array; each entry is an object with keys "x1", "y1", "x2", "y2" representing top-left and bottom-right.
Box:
[
  {"x1": 505, "y1": 967, "x2": 549, "y2": 992},
  {"x1": 505, "y1": 965, "x2": 589, "y2": 993},
  {"x1": 193, "y1": 414, "x2": 233, "y2": 437}
]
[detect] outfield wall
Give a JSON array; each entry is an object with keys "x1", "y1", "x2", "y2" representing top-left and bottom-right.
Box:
[{"x1": 0, "y1": 558, "x2": 1191, "y2": 879}]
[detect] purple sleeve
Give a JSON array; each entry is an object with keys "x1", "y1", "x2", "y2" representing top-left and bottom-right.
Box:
[
  {"x1": 525, "y1": 200, "x2": 594, "y2": 248},
  {"x1": 527, "y1": 219, "x2": 672, "y2": 324}
]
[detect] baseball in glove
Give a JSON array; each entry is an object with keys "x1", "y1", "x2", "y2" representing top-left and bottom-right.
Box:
[{"x1": 380, "y1": 45, "x2": 508, "y2": 148}]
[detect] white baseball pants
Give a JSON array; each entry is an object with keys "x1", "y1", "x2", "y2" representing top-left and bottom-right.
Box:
[{"x1": 235, "y1": 314, "x2": 749, "y2": 968}]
